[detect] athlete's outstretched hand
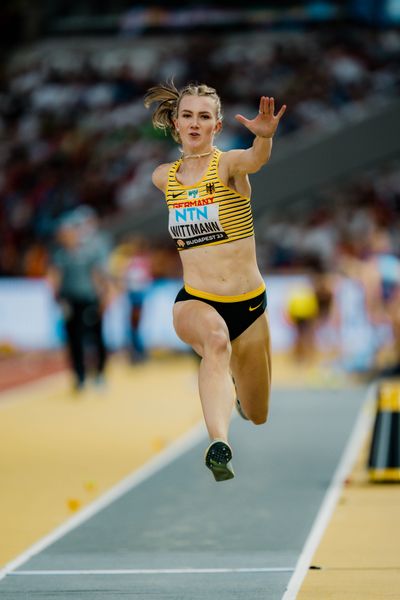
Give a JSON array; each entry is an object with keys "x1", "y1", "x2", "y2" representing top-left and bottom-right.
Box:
[{"x1": 235, "y1": 96, "x2": 286, "y2": 139}]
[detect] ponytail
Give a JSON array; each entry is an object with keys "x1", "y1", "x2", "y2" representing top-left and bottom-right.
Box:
[
  {"x1": 144, "y1": 80, "x2": 180, "y2": 142},
  {"x1": 144, "y1": 81, "x2": 222, "y2": 143}
]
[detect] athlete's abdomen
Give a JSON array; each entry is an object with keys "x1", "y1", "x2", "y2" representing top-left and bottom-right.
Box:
[{"x1": 179, "y1": 236, "x2": 264, "y2": 297}]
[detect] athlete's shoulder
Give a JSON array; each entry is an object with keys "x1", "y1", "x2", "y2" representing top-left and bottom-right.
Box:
[
  {"x1": 152, "y1": 162, "x2": 174, "y2": 192},
  {"x1": 217, "y1": 149, "x2": 247, "y2": 180},
  {"x1": 217, "y1": 148, "x2": 245, "y2": 168},
  {"x1": 218, "y1": 148, "x2": 245, "y2": 163}
]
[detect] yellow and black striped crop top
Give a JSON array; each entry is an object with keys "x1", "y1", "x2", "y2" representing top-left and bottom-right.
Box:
[{"x1": 165, "y1": 148, "x2": 254, "y2": 251}]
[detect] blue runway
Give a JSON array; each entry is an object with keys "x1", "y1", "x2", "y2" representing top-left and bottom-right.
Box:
[{"x1": 1, "y1": 386, "x2": 366, "y2": 599}]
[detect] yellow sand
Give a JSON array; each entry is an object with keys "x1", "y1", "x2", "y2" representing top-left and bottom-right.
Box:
[{"x1": 298, "y1": 435, "x2": 400, "y2": 599}]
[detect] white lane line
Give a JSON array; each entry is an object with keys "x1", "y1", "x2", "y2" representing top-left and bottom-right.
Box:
[
  {"x1": 0, "y1": 420, "x2": 207, "y2": 583},
  {"x1": 282, "y1": 384, "x2": 376, "y2": 600},
  {"x1": 11, "y1": 567, "x2": 294, "y2": 576}
]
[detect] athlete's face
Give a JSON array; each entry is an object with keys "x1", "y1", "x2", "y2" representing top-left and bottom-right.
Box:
[{"x1": 174, "y1": 95, "x2": 221, "y2": 149}]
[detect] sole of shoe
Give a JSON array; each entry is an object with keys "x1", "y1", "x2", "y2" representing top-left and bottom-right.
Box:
[
  {"x1": 207, "y1": 459, "x2": 235, "y2": 481},
  {"x1": 204, "y1": 440, "x2": 235, "y2": 482}
]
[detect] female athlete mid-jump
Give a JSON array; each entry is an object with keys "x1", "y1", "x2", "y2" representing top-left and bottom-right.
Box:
[{"x1": 145, "y1": 82, "x2": 286, "y2": 481}]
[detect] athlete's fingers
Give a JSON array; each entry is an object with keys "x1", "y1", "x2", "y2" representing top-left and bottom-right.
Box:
[
  {"x1": 259, "y1": 96, "x2": 268, "y2": 115},
  {"x1": 270, "y1": 97, "x2": 275, "y2": 115},
  {"x1": 235, "y1": 114, "x2": 249, "y2": 126},
  {"x1": 276, "y1": 104, "x2": 287, "y2": 120}
]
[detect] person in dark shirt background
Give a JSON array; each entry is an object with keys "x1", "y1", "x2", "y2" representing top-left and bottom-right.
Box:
[{"x1": 47, "y1": 207, "x2": 111, "y2": 391}]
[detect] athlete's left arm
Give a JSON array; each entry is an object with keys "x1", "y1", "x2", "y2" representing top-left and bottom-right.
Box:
[{"x1": 227, "y1": 96, "x2": 286, "y2": 175}]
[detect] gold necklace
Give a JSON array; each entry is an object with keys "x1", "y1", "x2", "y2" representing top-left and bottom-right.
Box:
[{"x1": 180, "y1": 147, "x2": 215, "y2": 160}]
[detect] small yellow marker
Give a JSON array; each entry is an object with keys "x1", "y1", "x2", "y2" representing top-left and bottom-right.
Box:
[
  {"x1": 67, "y1": 498, "x2": 81, "y2": 512},
  {"x1": 84, "y1": 481, "x2": 97, "y2": 493},
  {"x1": 152, "y1": 437, "x2": 166, "y2": 452}
]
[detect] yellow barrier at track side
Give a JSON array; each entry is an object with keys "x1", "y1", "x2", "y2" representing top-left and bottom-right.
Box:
[
  {"x1": 369, "y1": 468, "x2": 400, "y2": 482},
  {"x1": 378, "y1": 384, "x2": 400, "y2": 412},
  {"x1": 368, "y1": 380, "x2": 400, "y2": 483}
]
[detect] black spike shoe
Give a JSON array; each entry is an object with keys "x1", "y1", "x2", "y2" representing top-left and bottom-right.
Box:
[{"x1": 204, "y1": 440, "x2": 235, "y2": 482}]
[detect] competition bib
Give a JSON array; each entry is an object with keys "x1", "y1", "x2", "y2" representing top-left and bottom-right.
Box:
[{"x1": 168, "y1": 196, "x2": 228, "y2": 249}]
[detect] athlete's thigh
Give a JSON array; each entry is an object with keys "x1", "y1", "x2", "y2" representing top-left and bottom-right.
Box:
[
  {"x1": 230, "y1": 312, "x2": 271, "y2": 415},
  {"x1": 173, "y1": 299, "x2": 229, "y2": 357}
]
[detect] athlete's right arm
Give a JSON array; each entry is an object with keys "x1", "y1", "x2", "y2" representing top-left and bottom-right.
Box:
[{"x1": 152, "y1": 163, "x2": 171, "y2": 193}]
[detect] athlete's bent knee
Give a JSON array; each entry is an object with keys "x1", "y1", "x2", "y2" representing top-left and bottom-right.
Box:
[
  {"x1": 247, "y1": 405, "x2": 269, "y2": 425},
  {"x1": 204, "y1": 328, "x2": 231, "y2": 358},
  {"x1": 251, "y1": 414, "x2": 268, "y2": 426}
]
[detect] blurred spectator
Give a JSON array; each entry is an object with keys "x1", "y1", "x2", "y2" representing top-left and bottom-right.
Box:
[
  {"x1": 22, "y1": 241, "x2": 49, "y2": 277},
  {"x1": 286, "y1": 284, "x2": 319, "y2": 363},
  {"x1": 47, "y1": 208, "x2": 111, "y2": 391},
  {"x1": 368, "y1": 228, "x2": 400, "y2": 376},
  {"x1": 124, "y1": 236, "x2": 153, "y2": 362},
  {"x1": 109, "y1": 235, "x2": 153, "y2": 362}
]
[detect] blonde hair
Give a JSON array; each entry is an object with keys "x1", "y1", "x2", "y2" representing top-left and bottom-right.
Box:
[{"x1": 144, "y1": 81, "x2": 222, "y2": 142}]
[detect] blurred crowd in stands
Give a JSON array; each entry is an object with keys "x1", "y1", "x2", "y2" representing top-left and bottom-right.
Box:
[
  {"x1": 260, "y1": 159, "x2": 400, "y2": 373},
  {"x1": 1, "y1": 25, "x2": 399, "y2": 278},
  {"x1": 1, "y1": 23, "x2": 400, "y2": 376},
  {"x1": 260, "y1": 159, "x2": 400, "y2": 273}
]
